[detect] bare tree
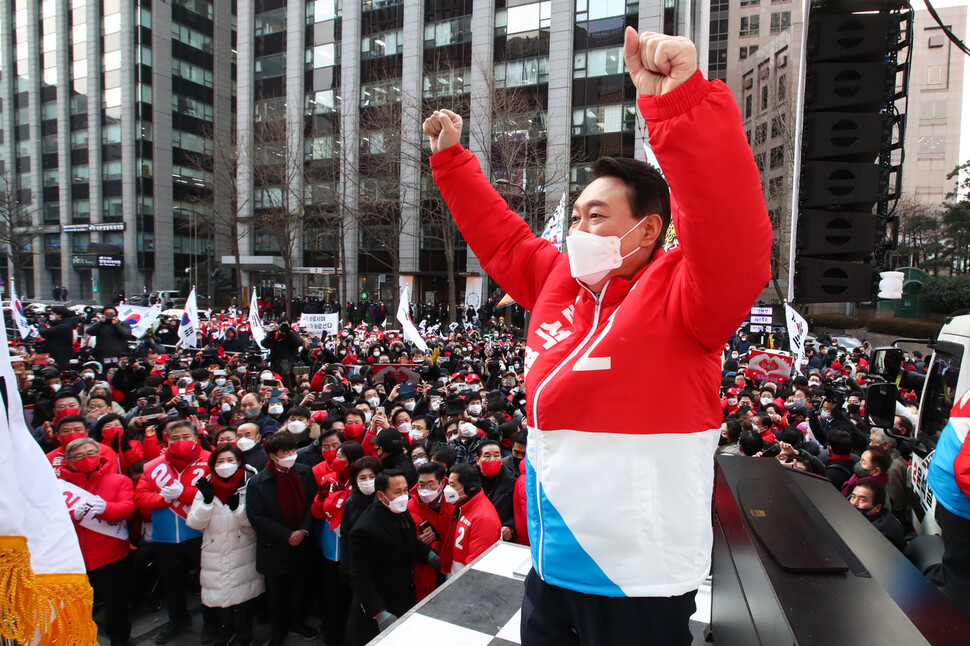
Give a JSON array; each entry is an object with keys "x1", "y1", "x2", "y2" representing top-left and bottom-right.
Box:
[
  {"x1": 0, "y1": 168, "x2": 36, "y2": 291},
  {"x1": 891, "y1": 195, "x2": 941, "y2": 270}
]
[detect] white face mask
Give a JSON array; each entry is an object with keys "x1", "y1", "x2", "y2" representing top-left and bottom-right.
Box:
[
  {"x1": 268, "y1": 404, "x2": 284, "y2": 416},
  {"x1": 353, "y1": 385, "x2": 363, "y2": 393},
  {"x1": 51, "y1": 383, "x2": 62, "y2": 392},
  {"x1": 567, "y1": 220, "x2": 643, "y2": 285},
  {"x1": 403, "y1": 400, "x2": 416, "y2": 412},
  {"x1": 236, "y1": 437, "x2": 256, "y2": 452},
  {"x1": 459, "y1": 422, "x2": 478, "y2": 438},
  {"x1": 469, "y1": 384, "x2": 481, "y2": 393},
  {"x1": 409, "y1": 427, "x2": 425, "y2": 442},
  {"x1": 333, "y1": 396, "x2": 345, "y2": 403},
  {"x1": 384, "y1": 492, "x2": 410, "y2": 514},
  {"x1": 397, "y1": 422, "x2": 411, "y2": 435},
  {"x1": 222, "y1": 402, "x2": 232, "y2": 412},
  {"x1": 366, "y1": 397, "x2": 380, "y2": 408},
  {"x1": 727, "y1": 398, "x2": 738, "y2": 406},
  {"x1": 820, "y1": 411, "x2": 832, "y2": 419},
  {"x1": 287, "y1": 420, "x2": 307, "y2": 435},
  {"x1": 761, "y1": 397, "x2": 772, "y2": 406},
  {"x1": 442, "y1": 485, "x2": 461, "y2": 504},
  {"x1": 357, "y1": 478, "x2": 376, "y2": 495},
  {"x1": 214, "y1": 462, "x2": 238, "y2": 479},
  {"x1": 413, "y1": 456, "x2": 429, "y2": 468},
  {"x1": 275, "y1": 453, "x2": 297, "y2": 469},
  {"x1": 417, "y1": 486, "x2": 439, "y2": 503},
  {"x1": 215, "y1": 378, "x2": 227, "y2": 386},
  {"x1": 467, "y1": 404, "x2": 482, "y2": 416}
]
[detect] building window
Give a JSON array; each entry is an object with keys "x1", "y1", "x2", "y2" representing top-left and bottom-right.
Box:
[
  {"x1": 768, "y1": 176, "x2": 785, "y2": 200},
  {"x1": 777, "y1": 74, "x2": 787, "y2": 101},
  {"x1": 754, "y1": 122, "x2": 767, "y2": 145},
  {"x1": 921, "y1": 100, "x2": 946, "y2": 120},
  {"x1": 755, "y1": 153, "x2": 766, "y2": 171},
  {"x1": 761, "y1": 84, "x2": 769, "y2": 111},
  {"x1": 927, "y1": 65, "x2": 943, "y2": 85},
  {"x1": 745, "y1": 94, "x2": 753, "y2": 119},
  {"x1": 740, "y1": 0, "x2": 760, "y2": 5},
  {"x1": 771, "y1": 114, "x2": 786, "y2": 138},
  {"x1": 770, "y1": 11, "x2": 791, "y2": 33},
  {"x1": 928, "y1": 35, "x2": 944, "y2": 48},
  {"x1": 573, "y1": 47, "x2": 624, "y2": 79},
  {"x1": 740, "y1": 45, "x2": 759, "y2": 60},
  {"x1": 770, "y1": 145, "x2": 784, "y2": 169},
  {"x1": 740, "y1": 15, "x2": 760, "y2": 38}
]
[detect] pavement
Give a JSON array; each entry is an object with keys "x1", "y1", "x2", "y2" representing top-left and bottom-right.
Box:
[{"x1": 95, "y1": 593, "x2": 327, "y2": 646}]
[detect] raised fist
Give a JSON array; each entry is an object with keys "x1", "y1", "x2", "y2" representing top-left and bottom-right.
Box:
[
  {"x1": 422, "y1": 109, "x2": 463, "y2": 155},
  {"x1": 623, "y1": 27, "x2": 697, "y2": 97}
]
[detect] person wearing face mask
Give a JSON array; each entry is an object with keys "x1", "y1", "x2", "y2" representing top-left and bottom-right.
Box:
[
  {"x1": 57, "y1": 437, "x2": 135, "y2": 646},
  {"x1": 477, "y1": 440, "x2": 517, "y2": 542},
  {"x1": 308, "y1": 442, "x2": 365, "y2": 646},
  {"x1": 840, "y1": 445, "x2": 891, "y2": 498},
  {"x1": 95, "y1": 414, "x2": 160, "y2": 477},
  {"x1": 339, "y1": 457, "x2": 384, "y2": 584},
  {"x1": 721, "y1": 387, "x2": 740, "y2": 416},
  {"x1": 38, "y1": 305, "x2": 81, "y2": 370},
  {"x1": 48, "y1": 415, "x2": 121, "y2": 476},
  {"x1": 440, "y1": 463, "x2": 501, "y2": 577},
  {"x1": 348, "y1": 470, "x2": 440, "y2": 644},
  {"x1": 85, "y1": 306, "x2": 134, "y2": 364},
  {"x1": 133, "y1": 420, "x2": 211, "y2": 643},
  {"x1": 848, "y1": 482, "x2": 905, "y2": 550},
  {"x1": 451, "y1": 418, "x2": 486, "y2": 466},
  {"x1": 424, "y1": 32, "x2": 772, "y2": 640},
  {"x1": 281, "y1": 406, "x2": 313, "y2": 448},
  {"x1": 245, "y1": 432, "x2": 320, "y2": 645},
  {"x1": 186, "y1": 445, "x2": 263, "y2": 646},
  {"x1": 238, "y1": 392, "x2": 267, "y2": 430},
  {"x1": 502, "y1": 430, "x2": 528, "y2": 474},
  {"x1": 408, "y1": 457, "x2": 453, "y2": 601},
  {"x1": 235, "y1": 422, "x2": 269, "y2": 471}
]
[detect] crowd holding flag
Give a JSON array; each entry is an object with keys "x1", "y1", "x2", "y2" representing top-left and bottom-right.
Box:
[
  {"x1": 0, "y1": 307, "x2": 97, "y2": 645},
  {"x1": 397, "y1": 283, "x2": 429, "y2": 353},
  {"x1": 116, "y1": 303, "x2": 162, "y2": 339},
  {"x1": 177, "y1": 287, "x2": 199, "y2": 348}
]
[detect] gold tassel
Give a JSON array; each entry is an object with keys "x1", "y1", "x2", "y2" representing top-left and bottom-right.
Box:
[
  {"x1": 32, "y1": 572, "x2": 98, "y2": 646},
  {"x1": 0, "y1": 535, "x2": 43, "y2": 643}
]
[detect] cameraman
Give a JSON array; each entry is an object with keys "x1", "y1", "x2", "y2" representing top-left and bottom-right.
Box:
[
  {"x1": 38, "y1": 306, "x2": 80, "y2": 370},
  {"x1": 260, "y1": 320, "x2": 304, "y2": 378},
  {"x1": 85, "y1": 306, "x2": 134, "y2": 365}
]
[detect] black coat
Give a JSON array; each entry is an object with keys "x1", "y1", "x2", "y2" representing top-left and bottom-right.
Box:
[
  {"x1": 339, "y1": 491, "x2": 375, "y2": 582},
  {"x1": 38, "y1": 316, "x2": 79, "y2": 369},
  {"x1": 261, "y1": 328, "x2": 304, "y2": 373},
  {"x1": 245, "y1": 463, "x2": 316, "y2": 575},
  {"x1": 296, "y1": 437, "x2": 324, "y2": 469},
  {"x1": 482, "y1": 464, "x2": 517, "y2": 535},
  {"x1": 242, "y1": 445, "x2": 269, "y2": 471},
  {"x1": 381, "y1": 452, "x2": 417, "y2": 489},
  {"x1": 349, "y1": 501, "x2": 432, "y2": 619},
  {"x1": 85, "y1": 320, "x2": 134, "y2": 360}
]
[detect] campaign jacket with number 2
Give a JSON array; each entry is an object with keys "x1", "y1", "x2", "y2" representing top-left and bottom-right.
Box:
[{"x1": 430, "y1": 70, "x2": 772, "y2": 597}]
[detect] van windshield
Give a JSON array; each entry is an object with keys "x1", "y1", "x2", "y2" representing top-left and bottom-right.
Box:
[{"x1": 919, "y1": 344, "x2": 963, "y2": 445}]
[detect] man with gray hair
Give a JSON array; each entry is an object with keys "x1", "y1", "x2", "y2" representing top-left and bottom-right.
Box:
[{"x1": 870, "y1": 428, "x2": 909, "y2": 523}]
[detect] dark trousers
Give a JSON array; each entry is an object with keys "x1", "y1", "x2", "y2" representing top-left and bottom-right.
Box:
[
  {"x1": 520, "y1": 569, "x2": 696, "y2": 646},
  {"x1": 155, "y1": 538, "x2": 202, "y2": 624},
  {"x1": 88, "y1": 556, "x2": 131, "y2": 645},
  {"x1": 208, "y1": 600, "x2": 254, "y2": 646},
  {"x1": 265, "y1": 569, "x2": 308, "y2": 645},
  {"x1": 321, "y1": 557, "x2": 351, "y2": 646},
  {"x1": 931, "y1": 504, "x2": 970, "y2": 588}
]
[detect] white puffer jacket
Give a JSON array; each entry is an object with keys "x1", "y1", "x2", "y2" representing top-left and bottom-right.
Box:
[{"x1": 186, "y1": 466, "x2": 264, "y2": 608}]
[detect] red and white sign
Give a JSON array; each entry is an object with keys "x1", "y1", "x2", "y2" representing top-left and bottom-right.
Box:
[
  {"x1": 372, "y1": 364, "x2": 422, "y2": 385},
  {"x1": 745, "y1": 350, "x2": 794, "y2": 384}
]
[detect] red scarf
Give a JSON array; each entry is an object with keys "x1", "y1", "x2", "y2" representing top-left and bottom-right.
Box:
[
  {"x1": 268, "y1": 461, "x2": 305, "y2": 530},
  {"x1": 164, "y1": 440, "x2": 203, "y2": 472},
  {"x1": 211, "y1": 470, "x2": 244, "y2": 504}
]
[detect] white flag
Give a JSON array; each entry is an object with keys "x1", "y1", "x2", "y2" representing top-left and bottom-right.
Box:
[
  {"x1": 117, "y1": 303, "x2": 162, "y2": 338},
  {"x1": 541, "y1": 192, "x2": 567, "y2": 251},
  {"x1": 10, "y1": 282, "x2": 31, "y2": 340},
  {"x1": 396, "y1": 286, "x2": 428, "y2": 353},
  {"x1": 178, "y1": 287, "x2": 199, "y2": 348},
  {"x1": 248, "y1": 288, "x2": 266, "y2": 345},
  {"x1": 785, "y1": 304, "x2": 809, "y2": 375},
  {"x1": 0, "y1": 307, "x2": 97, "y2": 643}
]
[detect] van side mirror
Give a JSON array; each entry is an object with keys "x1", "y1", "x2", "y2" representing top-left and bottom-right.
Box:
[
  {"x1": 868, "y1": 347, "x2": 902, "y2": 381},
  {"x1": 865, "y1": 382, "x2": 898, "y2": 429}
]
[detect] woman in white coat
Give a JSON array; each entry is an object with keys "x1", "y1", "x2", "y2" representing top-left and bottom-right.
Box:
[{"x1": 187, "y1": 444, "x2": 264, "y2": 646}]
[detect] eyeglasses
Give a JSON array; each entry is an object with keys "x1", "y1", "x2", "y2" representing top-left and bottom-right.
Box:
[{"x1": 70, "y1": 451, "x2": 100, "y2": 459}]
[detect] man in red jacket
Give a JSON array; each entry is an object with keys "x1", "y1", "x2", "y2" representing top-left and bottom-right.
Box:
[
  {"x1": 59, "y1": 437, "x2": 135, "y2": 646},
  {"x1": 441, "y1": 463, "x2": 501, "y2": 576},
  {"x1": 408, "y1": 461, "x2": 453, "y2": 600},
  {"x1": 425, "y1": 28, "x2": 771, "y2": 646},
  {"x1": 134, "y1": 420, "x2": 210, "y2": 643}
]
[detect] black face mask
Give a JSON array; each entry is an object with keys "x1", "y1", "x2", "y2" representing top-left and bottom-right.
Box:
[{"x1": 854, "y1": 462, "x2": 871, "y2": 477}]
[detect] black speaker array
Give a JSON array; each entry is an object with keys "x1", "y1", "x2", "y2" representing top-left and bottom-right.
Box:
[{"x1": 793, "y1": 1, "x2": 912, "y2": 303}]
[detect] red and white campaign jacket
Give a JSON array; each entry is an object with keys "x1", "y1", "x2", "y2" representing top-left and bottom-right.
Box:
[{"x1": 430, "y1": 70, "x2": 772, "y2": 597}]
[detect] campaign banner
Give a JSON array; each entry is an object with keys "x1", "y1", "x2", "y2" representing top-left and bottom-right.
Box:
[
  {"x1": 372, "y1": 363, "x2": 422, "y2": 385},
  {"x1": 60, "y1": 481, "x2": 129, "y2": 540},
  {"x1": 745, "y1": 350, "x2": 794, "y2": 384},
  {"x1": 300, "y1": 313, "x2": 340, "y2": 336}
]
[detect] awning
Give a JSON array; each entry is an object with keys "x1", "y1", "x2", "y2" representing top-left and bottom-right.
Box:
[{"x1": 220, "y1": 255, "x2": 286, "y2": 271}]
